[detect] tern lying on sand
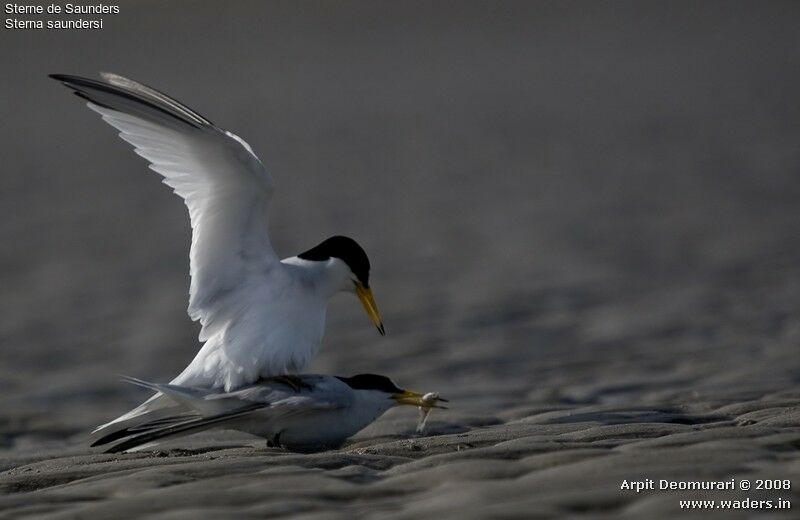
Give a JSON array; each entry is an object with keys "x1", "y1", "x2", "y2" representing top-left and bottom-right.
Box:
[{"x1": 92, "y1": 374, "x2": 447, "y2": 453}]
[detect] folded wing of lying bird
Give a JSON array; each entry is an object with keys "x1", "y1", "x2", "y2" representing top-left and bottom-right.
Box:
[{"x1": 94, "y1": 374, "x2": 447, "y2": 453}]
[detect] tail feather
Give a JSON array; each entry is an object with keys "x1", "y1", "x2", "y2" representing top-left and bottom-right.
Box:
[
  {"x1": 90, "y1": 377, "x2": 193, "y2": 445},
  {"x1": 119, "y1": 375, "x2": 164, "y2": 393}
]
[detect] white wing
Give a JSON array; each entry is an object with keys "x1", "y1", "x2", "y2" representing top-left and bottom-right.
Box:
[{"x1": 51, "y1": 73, "x2": 279, "y2": 340}]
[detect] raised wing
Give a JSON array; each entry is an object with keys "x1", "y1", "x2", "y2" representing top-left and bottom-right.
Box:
[{"x1": 50, "y1": 73, "x2": 279, "y2": 328}]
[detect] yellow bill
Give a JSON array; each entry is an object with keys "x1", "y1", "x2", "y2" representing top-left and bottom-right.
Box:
[
  {"x1": 355, "y1": 282, "x2": 385, "y2": 335},
  {"x1": 392, "y1": 390, "x2": 449, "y2": 408}
]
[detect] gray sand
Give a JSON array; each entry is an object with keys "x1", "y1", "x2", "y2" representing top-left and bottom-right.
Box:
[{"x1": 2, "y1": 1, "x2": 800, "y2": 518}]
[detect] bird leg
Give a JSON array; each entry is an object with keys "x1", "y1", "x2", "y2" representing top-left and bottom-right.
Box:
[
  {"x1": 266, "y1": 431, "x2": 283, "y2": 448},
  {"x1": 271, "y1": 375, "x2": 313, "y2": 392}
]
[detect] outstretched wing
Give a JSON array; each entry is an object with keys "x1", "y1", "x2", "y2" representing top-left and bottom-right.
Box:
[{"x1": 50, "y1": 73, "x2": 279, "y2": 329}]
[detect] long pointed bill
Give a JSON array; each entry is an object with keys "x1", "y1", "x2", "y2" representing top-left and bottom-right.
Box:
[
  {"x1": 355, "y1": 282, "x2": 385, "y2": 335},
  {"x1": 392, "y1": 390, "x2": 449, "y2": 409}
]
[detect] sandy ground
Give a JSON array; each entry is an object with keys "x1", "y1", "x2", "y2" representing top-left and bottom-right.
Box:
[{"x1": 2, "y1": 1, "x2": 800, "y2": 517}]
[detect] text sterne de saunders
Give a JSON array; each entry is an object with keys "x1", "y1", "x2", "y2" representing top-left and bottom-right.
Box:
[{"x1": 5, "y1": 3, "x2": 119, "y2": 30}]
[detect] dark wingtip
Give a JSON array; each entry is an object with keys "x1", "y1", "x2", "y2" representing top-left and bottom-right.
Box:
[
  {"x1": 89, "y1": 426, "x2": 134, "y2": 447},
  {"x1": 104, "y1": 444, "x2": 126, "y2": 454},
  {"x1": 377, "y1": 323, "x2": 386, "y2": 336},
  {"x1": 47, "y1": 72, "x2": 209, "y2": 129},
  {"x1": 49, "y1": 73, "x2": 77, "y2": 83}
]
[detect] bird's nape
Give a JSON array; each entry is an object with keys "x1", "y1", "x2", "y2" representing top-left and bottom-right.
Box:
[{"x1": 297, "y1": 235, "x2": 385, "y2": 335}]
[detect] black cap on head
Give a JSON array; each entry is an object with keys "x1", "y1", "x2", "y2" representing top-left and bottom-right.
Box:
[
  {"x1": 298, "y1": 236, "x2": 371, "y2": 286},
  {"x1": 337, "y1": 374, "x2": 403, "y2": 394}
]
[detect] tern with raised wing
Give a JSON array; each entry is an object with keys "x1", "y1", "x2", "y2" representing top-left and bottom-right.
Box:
[{"x1": 50, "y1": 73, "x2": 385, "y2": 439}]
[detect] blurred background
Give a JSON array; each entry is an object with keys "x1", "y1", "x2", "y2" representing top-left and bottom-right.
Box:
[{"x1": 1, "y1": 1, "x2": 800, "y2": 450}]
